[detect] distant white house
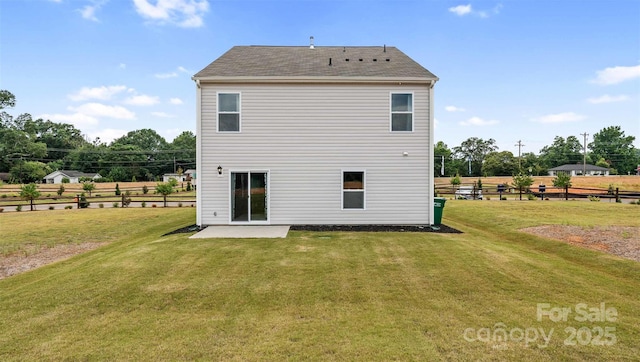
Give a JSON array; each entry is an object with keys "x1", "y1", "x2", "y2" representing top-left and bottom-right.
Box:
[
  {"x1": 162, "y1": 173, "x2": 188, "y2": 183},
  {"x1": 548, "y1": 164, "x2": 610, "y2": 176},
  {"x1": 43, "y1": 170, "x2": 102, "y2": 184},
  {"x1": 162, "y1": 170, "x2": 196, "y2": 184}
]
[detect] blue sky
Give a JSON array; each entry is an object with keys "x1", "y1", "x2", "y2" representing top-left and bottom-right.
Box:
[{"x1": 1, "y1": 0, "x2": 639, "y2": 154}]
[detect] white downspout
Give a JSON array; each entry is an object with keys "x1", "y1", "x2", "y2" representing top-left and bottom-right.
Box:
[
  {"x1": 428, "y1": 80, "x2": 436, "y2": 225},
  {"x1": 194, "y1": 79, "x2": 203, "y2": 226}
]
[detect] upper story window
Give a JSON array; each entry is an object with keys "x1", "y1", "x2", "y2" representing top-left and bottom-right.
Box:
[
  {"x1": 391, "y1": 93, "x2": 413, "y2": 132},
  {"x1": 218, "y1": 93, "x2": 240, "y2": 132}
]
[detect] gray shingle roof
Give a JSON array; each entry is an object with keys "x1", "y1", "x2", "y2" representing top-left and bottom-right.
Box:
[
  {"x1": 193, "y1": 46, "x2": 437, "y2": 80},
  {"x1": 58, "y1": 170, "x2": 100, "y2": 178},
  {"x1": 549, "y1": 164, "x2": 609, "y2": 171}
]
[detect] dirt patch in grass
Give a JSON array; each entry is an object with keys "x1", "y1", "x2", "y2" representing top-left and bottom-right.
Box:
[
  {"x1": 0, "y1": 242, "x2": 107, "y2": 280},
  {"x1": 521, "y1": 225, "x2": 640, "y2": 262}
]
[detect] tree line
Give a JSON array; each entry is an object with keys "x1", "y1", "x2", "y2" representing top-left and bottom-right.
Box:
[
  {"x1": 434, "y1": 129, "x2": 639, "y2": 177},
  {"x1": 2, "y1": 89, "x2": 638, "y2": 183},
  {"x1": 1, "y1": 90, "x2": 195, "y2": 183}
]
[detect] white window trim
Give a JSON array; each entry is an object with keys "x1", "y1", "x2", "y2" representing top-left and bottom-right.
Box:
[
  {"x1": 389, "y1": 92, "x2": 414, "y2": 133},
  {"x1": 217, "y1": 92, "x2": 241, "y2": 133},
  {"x1": 341, "y1": 169, "x2": 366, "y2": 210}
]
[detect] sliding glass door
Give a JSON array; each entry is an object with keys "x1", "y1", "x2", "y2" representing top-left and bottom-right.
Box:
[{"x1": 231, "y1": 171, "x2": 268, "y2": 223}]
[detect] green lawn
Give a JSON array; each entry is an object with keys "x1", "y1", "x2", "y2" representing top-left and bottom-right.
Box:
[{"x1": 0, "y1": 202, "x2": 638, "y2": 360}]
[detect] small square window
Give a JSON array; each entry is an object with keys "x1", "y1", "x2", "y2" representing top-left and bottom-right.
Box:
[{"x1": 391, "y1": 93, "x2": 413, "y2": 132}]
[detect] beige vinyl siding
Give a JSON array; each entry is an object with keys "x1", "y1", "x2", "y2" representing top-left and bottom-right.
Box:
[{"x1": 198, "y1": 83, "x2": 431, "y2": 225}]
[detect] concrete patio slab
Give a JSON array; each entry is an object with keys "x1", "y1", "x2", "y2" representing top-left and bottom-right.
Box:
[{"x1": 189, "y1": 225, "x2": 290, "y2": 239}]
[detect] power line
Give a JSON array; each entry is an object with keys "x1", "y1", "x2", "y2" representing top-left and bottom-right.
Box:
[{"x1": 45, "y1": 147, "x2": 194, "y2": 154}]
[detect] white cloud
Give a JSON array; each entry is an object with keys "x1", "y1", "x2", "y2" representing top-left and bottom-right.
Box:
[
  {"x1": 587, "y1": 94, "x2": 630, "y2": 104},
  {"x1": 119, "y1": 63, "x2": 127, "y2": 69},
  {"x1": 459, "y1": 116, "x2": 499, "y2": 126},
  {"x1": 169, "y1": 98, "x2": 184, "y2": 105},
  {"x1": 155, "y1": 66, "x2": 191, "y2": 79},
  {"x1": 68, "y1": 85, "x2": 129, "y2": 101},
  {"x1": 155, "y1": 72, "x2": 178, "y2": 79},
  {"x1": 124, "y1": 94, "x2": 160, "y2": 106},
  {"x1": 69, "y1": 103, "x2": 136, "y2": 119},
  {"x1": 449, "y1": 3, "x2": 502, "y2": 18},
  {"x1": 531, "y1": 112, "x2": 585, "y2": 124},
  {"x1": 133, "y1": 0, "x2": 209, "y2": 28},
  {"x1": 78, "y1": 0, "x2": 107, "y2": 22},
  {"x1": 449, "y1": 4, "x2": 472, "y2": 16},
  {"x1": 151, "y1": 111, "x2": 174, "y2": 118},
  {"x1": 37, "y1": 112, "x2": 99, "y2": 128},
  {"x1": 87, "y1": 128, "x2": 128, "y2": 144},
  {"x1": 445, "y1": 105, "x2": 465, "y2": 112},
  {"x1": 592, "y1": 64, "x2": 640, "y2": 85}
]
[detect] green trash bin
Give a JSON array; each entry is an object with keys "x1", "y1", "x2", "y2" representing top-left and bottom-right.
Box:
[{"x1": 433, "y1": 197, "x2": 447, "y2": 225}]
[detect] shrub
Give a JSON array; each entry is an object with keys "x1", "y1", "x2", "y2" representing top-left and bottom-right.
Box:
[
  {"x1": 61, "y1": 177, "x2": 70, "y2": 184},
  {"x1": 115, "y1": 183, "x2": 121, "y2": 196},
  {"x1": 588, "y1": 195, "x2": 600, "y2": 202},
  {"x1": 65, "y1": 205, "x2": 72, "y2": 210},
  {"x1": 121, "y1": 190, "x2": 132, "y2": 208},
  {"x1": 0, "y1": 208, "x2": 4, "y2": 213},
  {"x1": 186, "y1": 182, "x2": 192, "y2": 192},
  {"x1": 141, "y1": 201, "x2": 146, "y2": 208},
  {"x1": 99, "y1": 203, "x2": 104, "y2": 208},
  {"x1": 500, "y1": 196, "x2": 507, "y2": 201},
  {"x1": 1, "y1": 194, "x2": 6, "y2": 198},
  {"x1": 142, "y1": 185, "x2": 149, "y2": 194},
  {"x1": 450, "y1": 173, "x2": 461, "y2": 187},
  {"x1": 57, "y1": 184, "x2": 65, "y2": 196},
  {"x1": 527, "y1": 194, "x2": 536, "y2": 201},
  {"x1": 16, "y1": 205, "x2": 22, "y2": 212},
  {"x1": 178, "y1": 202, "x2": 183, "y2": 207},
  {"x1": 485, "y1": 196, "x2": 491, "y2": 201},
  {"x1": 112, "y1": 202, "x2": 119, "y2": 208},
  {"x1": 78, "y1": 193, "x2": 90, "y2": 208},
  {"x1": 48, "y1": 206, "x2": 55, "y2": 210}
]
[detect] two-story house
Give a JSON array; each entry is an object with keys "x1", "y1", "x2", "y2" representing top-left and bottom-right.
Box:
[{"x1": 193, "y1": 44, "x2": 438, "y2": 226}]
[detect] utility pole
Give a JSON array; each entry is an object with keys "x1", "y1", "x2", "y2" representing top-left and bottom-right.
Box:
[
  {"x1": 580, "y1": 132, "x2": 589, "y2": 176},
  {"x1": 515, "y1": 140, "x2": 525, "y2": 170}
]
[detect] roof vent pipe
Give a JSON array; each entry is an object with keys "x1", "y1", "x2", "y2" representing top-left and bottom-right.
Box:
[
  {"x1": 310, "y1": 36, "x2": 314, "y2": 49},
  {"x1": 383, "y1": 44, "x2": 386, "y2": 52},
  {"x1": 329, "y1": 57, "x2": 332, "y2": 66}
]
